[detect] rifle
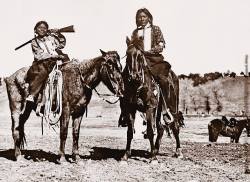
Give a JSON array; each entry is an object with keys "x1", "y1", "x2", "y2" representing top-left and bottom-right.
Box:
[{"x1": 15, "y1": 25, "x2": 75, "y2": 51}]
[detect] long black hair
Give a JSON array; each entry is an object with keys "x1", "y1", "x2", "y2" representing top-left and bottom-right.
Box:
[
  {"x1": 135, "y1": 8, "x2": 153, "y2": 27},
  {"x1": 34, "y1": 21, "x2": 49, "y2": 33}
]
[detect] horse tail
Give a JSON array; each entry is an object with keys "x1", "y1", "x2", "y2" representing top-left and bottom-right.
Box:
[
  {"x1": 5, "y1": 76, "x2": 23, "y2": 130},
  {"x1": 85, "y1": 106, "x2": 88, "y2": 117}
]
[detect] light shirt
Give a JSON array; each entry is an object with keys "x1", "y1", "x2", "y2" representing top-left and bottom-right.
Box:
[
  {"x1": 138, "y1": 23, "x2": 152, "y2": 51},
  {"x1": 31, "y1": 35, "x2": 60, "y2": 61}
]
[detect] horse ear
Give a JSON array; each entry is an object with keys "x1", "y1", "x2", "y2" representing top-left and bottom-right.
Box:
[
  {"x1": 100, "y1": 49, "x2": 107, "y2": 56},
  {"x1": 126, "y1": 36, "x2": 130, "y2": 46}
]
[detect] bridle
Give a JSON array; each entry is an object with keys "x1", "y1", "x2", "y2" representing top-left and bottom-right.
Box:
[
  {"x1": 100, "y1": 53, "x2": 123, "y2": 96},
  {"x1": 92, "y1": 53, "x2": 123, "y2": 104}
]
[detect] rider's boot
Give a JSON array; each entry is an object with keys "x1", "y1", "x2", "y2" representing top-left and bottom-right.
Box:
[
  {"x1": 19, "y1": 95, "x2": 35, "y2": 123},
  {"x1": 157, "y1": 74, "x2": 173, "y2": 125}
]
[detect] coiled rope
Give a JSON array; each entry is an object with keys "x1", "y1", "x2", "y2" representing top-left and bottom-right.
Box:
[{"x1": 44, "y1": 62, "x2": 63, "y2": 125}]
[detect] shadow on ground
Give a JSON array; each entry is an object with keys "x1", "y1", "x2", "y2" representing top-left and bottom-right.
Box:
[
  {"x1": 88, "y1": 147, "x2": 151, "y2": 160},
  {"x1": 0, "y1": 147, "x2": 151, "y2": 163}
]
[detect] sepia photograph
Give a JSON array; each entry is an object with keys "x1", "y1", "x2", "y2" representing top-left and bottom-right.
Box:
[{"x1": 0, "y1": 0, "x2": 250, "y2": 181}]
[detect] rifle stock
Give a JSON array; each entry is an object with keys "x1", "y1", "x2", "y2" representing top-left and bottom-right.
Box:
[{"x1": 58, "y1": 25, "x2": 75, "y2": 33}]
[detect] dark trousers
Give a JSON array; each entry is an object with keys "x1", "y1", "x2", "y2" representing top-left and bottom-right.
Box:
[
  {"x1": 26, "y1": 58, "x2": 57, "y2": 98},
  {"x1": 144, "y1": 54, "x2": 174, "y2": 114}
]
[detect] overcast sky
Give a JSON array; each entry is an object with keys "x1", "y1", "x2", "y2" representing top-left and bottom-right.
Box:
[{"x1": 1, "y1": 0, "x2": 250, "y2": 77}]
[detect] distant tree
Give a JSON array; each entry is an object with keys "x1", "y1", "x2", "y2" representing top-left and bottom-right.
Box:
[
  {"x1": 188, "y1": 73, "x2": 202, "y2": 87},
  {"x1": 224, "y1": 70, "x2": 231, "y2": 77},
  {"x1": 0, "y1": 77, "x2": 2, "y2": 86},
  {"x1": 213, "y1": 72, "x2": 223, "y2": 79},
  {"x1": 188, "y1": 73, "x2": 200, "y2": 79},
  {"x1": 205, "y1": 96, "x2": 211, "y2": 114},
  {"x1": 191, "y1": 97, "x2": 198, "y2": 112},
  {"x1": 240, "y1": 71, "x2": 245, "y2": 76},
  {"x1": 229, "y1": 72, "x2": 236, "y2": 78},
  {"x1": 213, "y1": 89, "x2": 223, "y2": 112},
  {"x1": 178, "y1": 74, "x2": 188, "y2": 80}
]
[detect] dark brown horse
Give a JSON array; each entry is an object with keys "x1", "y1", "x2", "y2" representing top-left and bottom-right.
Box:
[
  {"x1": 5, "y1": 50, "x2": 124, "y2": 163},
  {"x1": 120, "y1": 38, "x2": 182, "y2": 161},
  {"x1": 208, "y1": 117, "x2": 250, "y2": 143}
]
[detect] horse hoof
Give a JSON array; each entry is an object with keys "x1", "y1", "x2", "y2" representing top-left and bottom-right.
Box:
[
  {"x1": 154, "y1": 149, "x2": 159, "y2": 155},
  {"x1": 150, "y1": 159, "x2": 158, "y2": 165},
  {"x1": 121, "y1": 151, "x2": 131, "y2": 161},
  {"x1": 57, "y1": 157, "x2": 67, "y2": 164},
  {"x1": 121, "y1": 155, "x2": 128, "y2": 161},
  {"x1": 177, "y1": 153, "x2": 183, "y2": 159},
  {"x1": 173, "y1": 151, "x2": 183, "y2": 159},
  {"x1": 16, "y1": 155, "x2": 25, "y2": 162},
  {"x1": 120, "y1": 160, "x2": 128, "y2": 166},
  {"x1": 175, "y1": 148, "x2": 183, "y2": 158},
  {"x1": 72, "y1": 154, "x2": 81, "y2": 163}
]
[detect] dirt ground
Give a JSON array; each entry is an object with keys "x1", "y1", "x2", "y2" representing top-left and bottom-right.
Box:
[{"x1": 0, "y1": 86, "x2": 250, "y2": 182}]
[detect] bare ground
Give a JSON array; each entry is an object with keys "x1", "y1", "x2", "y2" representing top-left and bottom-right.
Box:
[{"x1": 0, "y1": 86, "x2": 250, "y2": 182}]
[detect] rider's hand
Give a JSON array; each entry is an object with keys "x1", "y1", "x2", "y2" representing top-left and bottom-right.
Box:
[
  {"x1": 49, "y1": 28, "x2": 59, "y2": 33},
  {"x1": 52, "y1": 54, "x2": 64, "y2": 60},
  {"x1": 57, "y1": 55, "x2": 65, "y2": 59},
  {"x1": 57, "y1": 60, "x2": 63, "y2": 65}
]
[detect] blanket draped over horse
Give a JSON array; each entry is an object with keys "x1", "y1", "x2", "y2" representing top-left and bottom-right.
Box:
[
  {"x1": 5, "y1": 50, "x2": 124, "y2": 162},
  {"x1": 120, "y1": 37, "x2": 182, "y2": 161}
]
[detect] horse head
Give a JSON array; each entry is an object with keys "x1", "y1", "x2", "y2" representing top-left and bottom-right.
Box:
[
  {"x1": 125, "y1": 37, "x2": 145, "y2": 84},
  {"x1": 99, "y1": 49, "x2": 124, "y2": 97}
]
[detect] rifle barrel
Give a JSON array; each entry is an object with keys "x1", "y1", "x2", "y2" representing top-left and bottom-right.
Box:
[{"x1": 15, "y1": 39, "x2": 33, "y2": 51}]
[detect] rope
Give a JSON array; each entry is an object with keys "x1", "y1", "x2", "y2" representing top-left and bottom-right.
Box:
[
  {"x1": 94, "y1": 88, "x2": 120, "y2": 104},
  {"x1": 43, "y1": 62, "x2": 63, "y2": 125}
]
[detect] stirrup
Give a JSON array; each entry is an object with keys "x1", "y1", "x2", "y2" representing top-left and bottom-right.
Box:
[
  {"x1": 163, "y1": 114, "x2": 172, "y2": 125},
  {"x1": 36, "y1": 103, "x2": 44, "y2": 117}
]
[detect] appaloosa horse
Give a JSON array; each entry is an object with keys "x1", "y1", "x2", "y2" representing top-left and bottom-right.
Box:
[
  {"x1": 208, "y1": 117, "x2": 250, "y2": 143},
  {"x1": 120, "y1": 38, "x2": 182, "y2": 161},
  {"x1": 5, "y1": 50, "x2": 124, "y2": 163}
]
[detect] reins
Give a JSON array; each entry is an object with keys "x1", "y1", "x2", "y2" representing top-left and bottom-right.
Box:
[
  {"x1": 93, "y1": 88, "x2": 120, "y2": 104},
  {"x1": 77, "y1": 56, "x2": 121, "y2": 105}
]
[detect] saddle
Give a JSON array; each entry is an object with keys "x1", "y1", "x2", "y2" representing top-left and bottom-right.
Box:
[{"x1": 22, "y1": 62, "x2": 64, "y2": 125}]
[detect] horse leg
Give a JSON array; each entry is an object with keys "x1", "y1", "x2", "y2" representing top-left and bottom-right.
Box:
[
  {"x1": 72, "y1": 114, "x2": 83, "y2": 163},
  {"x1": 146, "y1": 108, "x2": 157, "y2": 161},
  {"x1": 230, "y1": 137, "x2": 234, "y2": 143},
  {"x1": 14, "y1": 101, "x2": 34, "y2": 160},
  {"x1": 208, "y1": 124, "x2": 219, "y2": 142},
  {"x1": 154, "y1": 104, "x2": 164, "y2": 155},
  {"x1": 170, "y1": 120, "x2": 183, "y2": 158},
  {"x1": 12, "y1": 112, "x2": 21, "y2": 159},
  {"x1": 165, "y1": 125, "x2": 171, "y2": 138},
  {"x1": 235, "y1": 135, "x2": 240, "y2": 143},
  {"x1": 59, "y1": 107, "x2": 70, "y2": 163},
  {"x1": 122, "y1": 111, "x2": 135, "y2": 161}
]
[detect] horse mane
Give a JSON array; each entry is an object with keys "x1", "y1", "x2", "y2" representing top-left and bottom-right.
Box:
[
  {"x1": 78, "y1": 51, "x2": 119, "y2": 75},
  {"x1": 79, "y1": 57, "x2": 103, "y2": 75},
  {"x1": 129, "y1": 37, "x2": 144, "y2": 51}
]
